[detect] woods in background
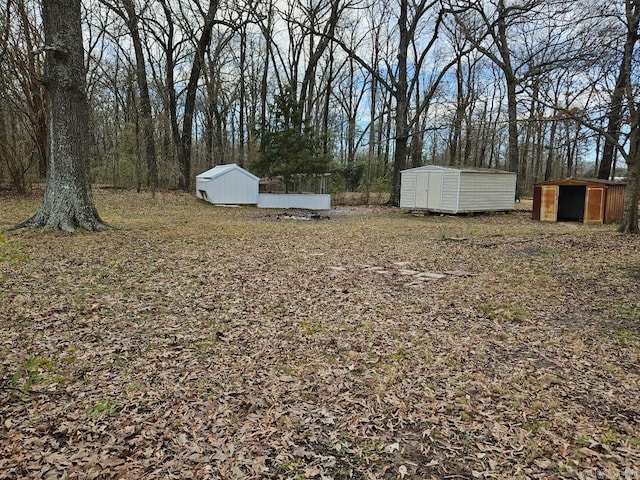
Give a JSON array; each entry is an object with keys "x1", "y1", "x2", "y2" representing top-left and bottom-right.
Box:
[{"x1": 1, "y1": 0, "x2": 638, "y2": 217}]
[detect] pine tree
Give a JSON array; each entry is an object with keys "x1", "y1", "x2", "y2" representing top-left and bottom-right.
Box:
[{"x1": 252, "y1": 87, "x2": 330, "y2": 192}]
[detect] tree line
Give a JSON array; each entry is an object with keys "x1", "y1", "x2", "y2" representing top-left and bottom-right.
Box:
[{"x1": 1, "y1": 0, "x2": 639, "y2": 231}]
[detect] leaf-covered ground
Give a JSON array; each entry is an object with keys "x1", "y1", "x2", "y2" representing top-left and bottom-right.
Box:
[{"x1": 1, "y1": 189, "x2": 639, "y2": 479}]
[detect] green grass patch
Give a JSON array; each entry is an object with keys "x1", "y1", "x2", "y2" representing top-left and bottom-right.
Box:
[
  {"x1": 85, "y1": 398, "x2": 121, "y2": 417},
  {"x1": 475, "y1": 302, "x2": 531, "y2": 323}
]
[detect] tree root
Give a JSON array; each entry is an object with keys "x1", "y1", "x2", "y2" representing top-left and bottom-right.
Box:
[{"x1": 10, "y1": 207, "x2": 110, "y2": 233}]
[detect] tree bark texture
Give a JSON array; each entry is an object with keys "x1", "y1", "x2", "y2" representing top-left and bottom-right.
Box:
[
  {"x1": 15, "y1": 0, "x2": 106, "y2": 232},
  {"x1": 157, "y1": 0, "x2": 180, "y2": 174},
  {"x1": 238, "y1": 25, "x2": 246, "y2": 167},
  {"x1": 598, "y1": 73, "x2": 625, "y2": 180},
  {"x1": 619, "y1": 124, "x2": 639, "y2": 233},
  {"x1": 599, "y1": 1, "x2": 640, "y2": 180},
  {"x1": 495, "y1": 1, "x2": 519, "y2": 178},
  {"x1": 177, "y1": 0, "x2": 219, "y2": 192},
  {"x1": 388, "y1": 0, "x2": 409, "y2": 207},
  {"x1": 618, "y1": 93, "x2": 640, "y2": 233},
  {"x1": 617, "y1": 0, "x2": 640, "y2": 233}
]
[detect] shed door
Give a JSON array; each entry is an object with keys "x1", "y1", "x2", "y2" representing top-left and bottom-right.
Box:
[
  {"x1": 584, "y1": 186, "x2": 605, "y2": 224},
  {"x1": 427, "y1": 172, "x2": 442, "y2": 209},
  {"x1": 415, "y1": 172, "x2": 429, "y2": 208},
  {"x1": 540, "y1": 185, "x2": 559, "y2": 222}
]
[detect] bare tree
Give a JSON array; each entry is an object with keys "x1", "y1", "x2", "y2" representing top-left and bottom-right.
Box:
[
  {"x1": 324, "y1": 0, "x2": 463, "y2": 205},
  {"x1": 0, "y1": 0, "x2": 9, "y2": 186},
  {"x1": 384, "y1": 0, "x2": 466, "y2": 205},
  {"x1": 596, "y1": 1, "x2": 639, "y2": 180},
  {"x1": 534, "y1": 0, "x2": 639, "y2": 232},
  {"x1": 334, "y1": 55, "x2": 368, "y2": 167},
  {"x1": 98, "y1": 0, "x2": 158, "y2": 193},
  {"x1": 177, "y1": 2, "x2": 219, "y2": 191},
  {"x1": 0, "y1": 0, "x2": 48, "y2": 191},
  {"x1": 451, "y1": 0, "x2": 576, "y2": 195}
]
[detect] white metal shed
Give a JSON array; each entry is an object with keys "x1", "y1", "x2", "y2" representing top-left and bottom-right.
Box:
[
  {"x1": 195, "y1": 164, "x2": 259, "y2": 205},
  {"x1": 400, "y1": 165, "x2": 517, "y2": 213}
]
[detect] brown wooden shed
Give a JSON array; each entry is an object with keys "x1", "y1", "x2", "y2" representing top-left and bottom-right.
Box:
[{"x1": 532, "y1": 179, "x2": 626, "y2": 224}]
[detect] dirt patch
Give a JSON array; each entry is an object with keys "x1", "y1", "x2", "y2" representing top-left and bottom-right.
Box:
[{"x1": 265, "y1": 211, "x2": 331, "y2": 221}]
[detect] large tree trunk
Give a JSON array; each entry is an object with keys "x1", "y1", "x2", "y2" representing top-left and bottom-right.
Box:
[
  {"x1": 600, "y1": 1, "x2": 640, "y2": 181},
  {"x1": 177, "y1": 1, "x2": 219, "y2": 191},
  {"x1": 503, "y1": 72, "x2": 519, "y2": 177},
  {"x1": 158, "y1": 0, "x2": 180, "y2": 175},
  {"x1": 544, "y1": 120, "x2": 557, "y2": 181},
  {"x1": 14, "y1": 0, "x2": 106, "y2": 232},
  {"x1": 364, "y1": 38, "x2": 378, "y2": 204},
  {"x1": 259, "y1": 0, "x2": 273, "y2": 154},
  {"x1": 388, "y1": 0, "x2": 409, "y2": 207},
  {"x1": 617, "y1": 0, "x2": 640, "y2": 233},
  {"x1": 619, "y1": 122, "x2": 640, "y2": 233},
  {"x1": 449, "y1": 58, "x2": 465, "y2": 166},
  {"x1": 598, "y1": 83, "x2": 624, "y2": 180}
]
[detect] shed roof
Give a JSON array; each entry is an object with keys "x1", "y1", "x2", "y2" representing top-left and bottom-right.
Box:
[
  {"x1": 535, "y1": 178, "x2": 626, "y2": 187},
  {"x1": 401, "y1": 165, "x2": 515, "y2": 174},
  {"x1": 196, "y1": 163, "x2": 259, "y2": 181}
]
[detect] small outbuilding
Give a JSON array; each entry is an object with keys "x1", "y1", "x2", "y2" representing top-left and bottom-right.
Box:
[
  {"x1": 195, "y1": 164, "x2": 259, "y2": 205},
  {"x1": 400, "y1": 165, "x2": 517, "y2": 214},
  {"x1": 532, "y1": 178, "x2": 626, "y2": 224}
]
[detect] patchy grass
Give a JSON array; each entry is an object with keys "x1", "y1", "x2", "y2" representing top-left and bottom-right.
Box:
[{"x1": 1, "y1": 189, "x2": 639, "y2": 479}]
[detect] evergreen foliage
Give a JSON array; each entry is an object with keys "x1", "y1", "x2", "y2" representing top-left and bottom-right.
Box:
[{"x1": 252, "y1": 87, "x2": 331, "y2": 192}]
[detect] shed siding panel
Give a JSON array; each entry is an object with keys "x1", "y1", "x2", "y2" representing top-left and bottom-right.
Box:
[
  {"x1": 532, "y1": 186, "x2": 542, "y2": 220},
  {"x1": 400, "y1": 171, "x2": 417, "y2": 208},
  {"x1": 439, "y1": 171, "x2": 460, "y2": 212},
  {"x1": 605, "y1": 184, "x2": 626, "y2": 223},
  {"x1": 208, "y1": 170, "x2": 259, "y2": 204},
  {"x1": 400, "y1": 166, "x2": 516, "y2": 213},
  {"x1": 457, "y1": 173, "x2": 516, "y2": 212},
  {"x1": 210, "y1": 172, "x2": 230, "y2": 203}
]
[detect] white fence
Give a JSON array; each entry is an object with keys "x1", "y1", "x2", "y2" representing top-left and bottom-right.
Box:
[{"x1": 257, "y1": 194, "x2": 331, "y2": 210}]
